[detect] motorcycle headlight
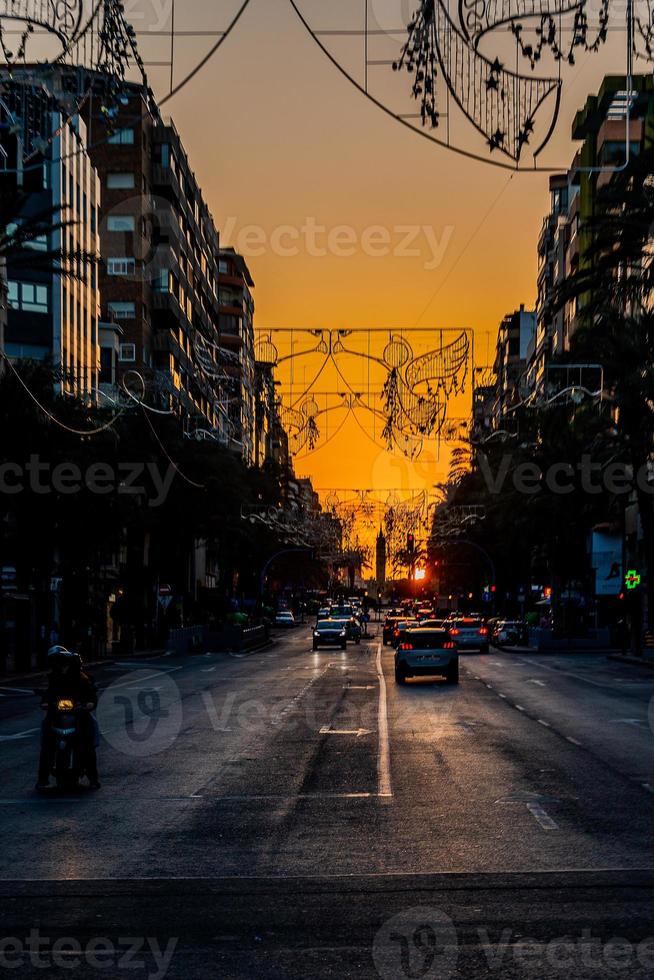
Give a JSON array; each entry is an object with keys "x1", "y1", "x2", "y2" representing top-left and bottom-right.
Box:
[{"x1": 57, "y1": 699, "x2": 74, "y2": 711}]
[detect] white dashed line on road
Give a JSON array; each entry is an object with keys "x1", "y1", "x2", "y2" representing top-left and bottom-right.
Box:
[
  {"x1": 527, "y1": 802, "x2": 559, "y2": 830},
  {"x1": 538, "y1": 719, "x2": 551, "y2": 728},
  {"x1": 515, "y1": 704, "x2": 525, "y2": 712},
  {"x1": 566, "y1": 736, "x2": 582, "y2": 746}
]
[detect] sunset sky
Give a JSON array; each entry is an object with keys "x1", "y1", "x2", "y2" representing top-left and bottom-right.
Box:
[{"x1": 133, "y1": 0, "x2": 635, "y2": 503}]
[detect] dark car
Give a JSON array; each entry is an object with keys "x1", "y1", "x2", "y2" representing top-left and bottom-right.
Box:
[
  {"x1": 331, "y1": 617, "x2": 362, "y2": 643},
  {"x1": 491, "y1": 620, "x2": 525, "y2": 646},
  {"x1": 395, "y1": 628, "x2": 459, "y2": 685},
  {"x1": 312, "y1": 620, "x2": 347, "y2": 650},
  {"x1": 383, "y1": 615, "x2": 403, "y2": 645},
  {"x1": 390, "y1": 619, "x2": 419, "y2": 649}
]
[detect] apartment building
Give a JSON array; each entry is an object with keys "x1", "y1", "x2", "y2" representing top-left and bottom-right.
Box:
[
  {"x1": 0, "y1": 81, "x2": 100, "y2": 400},
  {"x1": 528, "y1": 74, "x2": 654, "y2": 393},
  {"x1": 492, "y1": 305, "x2": 536, "y2": 420},
  {"x1": 218, "y1": 248, "x2": 256, "y2": 463}
]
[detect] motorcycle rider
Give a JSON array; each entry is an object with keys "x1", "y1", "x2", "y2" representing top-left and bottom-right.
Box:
[{"x1": 36, "y1": 646, "x2": 100, "y2": 791}]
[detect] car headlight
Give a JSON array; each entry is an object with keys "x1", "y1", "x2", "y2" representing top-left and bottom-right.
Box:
[
  {"x1": 314, "y1": 630, "x2": 320, "y2": 637},
  {"x1": 340, "y1": 630, "x2": 346, "y2": 637}
]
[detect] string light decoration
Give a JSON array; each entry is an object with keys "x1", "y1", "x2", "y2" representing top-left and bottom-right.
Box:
[
  {"x1": 255, "y1": 328, "x2": 471, "y2": 459},
  {"x1": 290, "y1": 0, "x2": 643, "y2": 168}
]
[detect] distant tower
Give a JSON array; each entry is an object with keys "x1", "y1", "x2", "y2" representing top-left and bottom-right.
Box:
[{"x1": 376, "y1": 530, "x2": 387, "y2": 591}]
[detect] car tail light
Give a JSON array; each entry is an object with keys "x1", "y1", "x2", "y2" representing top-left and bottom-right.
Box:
[
  {"x1": 479, "y1": 627, "x2": 488, "y2": 636},
  {"x1": 444, "y1": 641, "x2": 456, "y2": 650},
  {"x1": 399, "y1": 642, "x2": 413, "y2": 651},
  {"x1": 393, "y1": 629, "x2": 400, "y2": 637},
  {"x1": 450, "y1": 628, "x2": 460, "y2": 636}
]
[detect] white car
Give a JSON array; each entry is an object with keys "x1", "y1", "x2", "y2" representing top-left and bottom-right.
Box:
[
  {"x1": 395, "y1": 628, "x2": 459, "y2": 685},
  {"x1": 275, "y1": 611, "x2": 295, "y2": 628}
]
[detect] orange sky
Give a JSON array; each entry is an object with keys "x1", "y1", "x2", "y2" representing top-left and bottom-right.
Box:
[{"x1": 135, "y1": 0, "x2": 634, "y2": 502}]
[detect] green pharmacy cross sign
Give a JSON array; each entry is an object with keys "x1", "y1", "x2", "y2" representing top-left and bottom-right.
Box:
[{"x1": 625, "y1": 570, "x2": 642, "y2": 591}]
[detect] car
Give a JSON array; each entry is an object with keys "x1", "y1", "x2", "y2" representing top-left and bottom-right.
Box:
[
  {"x1": 449, "y1": 617, "x2": 489, "y2": 653},
  {"x1": 383, "y1": 615, "x2": 404, "y2": 645},
  {"x1": 395, "y1": 628, "x2": 459, "y2": 685},
  {"x1": 492, "y1": 620, "x2": 525, "y2": 646},
  {"x1": 275, "y1": 611, "x2": 296, "y2": 628},
  {"x1": 391, "y1": 619, "x2": 419, "y2": 648},
  {"x1": 312, "y1": 620, "x2": 347, "y2": 650},
  {"x1": 332, "y1": 616, "x2": 362, "y2": 643},
  {"x1": 316, "y1": 608, "x2": 332, "y2": 622},
  {"x1": 331, "y1": 604, "x2": 355, "y2": 619},
  {"x1": 417, "y1": 619, "x2": 447, "y2": 630},
  {"x1": 416, "y1": 607, "x2": 434, "y2": 620}
]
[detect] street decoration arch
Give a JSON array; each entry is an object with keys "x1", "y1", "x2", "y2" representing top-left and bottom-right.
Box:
[
  {"x1": 290, "y1": 0, "x2": 646, "y2": 169},
  {"x1": 255, "y1": 328, "x2": 472, "y2": 459}
]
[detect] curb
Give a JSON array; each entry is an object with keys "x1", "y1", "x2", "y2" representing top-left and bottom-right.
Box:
[
  {"x1": 0, "y1": 657, "x2": 116, "y2": 686},
  {"x1": 608, "y1": 654, "x2": 654, "y2": 670},
  {"x1": 0, "y1": 648, "x2": 174, "y2": 685},
  {"x1": 493, "y1": 643, "x2": 623, "y2": 656}
]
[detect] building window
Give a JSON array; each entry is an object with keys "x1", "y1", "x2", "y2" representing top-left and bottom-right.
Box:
[
  {"x1": 99, "y1": 346, "x2": 113, "y2": 383},
  {"x1": 7, "y1": 280, "x2": 49, "y2": 313},
  {"x1": 107, "y1": 173, "x2": 135, "y2": 189},
  {"x1": 108, "y1": 128, "x2": 135, "y2": 145},
  {"x1": 108, "y1": 301, "x2": 136, "y2": 320},
  {"x1": 119, "y1": 343, "x2": 136, "y2": 362},
  {"x1": 152, "y1": 269, "x2": 170, "y2": 293},
  {"x1": 107, "y1": 258, "x2": 136, "y2": 277},
  {"x1": 107, "y1": 215, "x2": 135, "y2": 232}
]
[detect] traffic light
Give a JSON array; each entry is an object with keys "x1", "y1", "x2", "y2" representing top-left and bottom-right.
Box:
[{"x1": 407, "y1": 533, "x2": 415, "y2": 552}]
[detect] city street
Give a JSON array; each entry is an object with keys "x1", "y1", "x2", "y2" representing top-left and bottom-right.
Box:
[{"x1": 1, "y1": 630, "x2": 654, "y2": 977}]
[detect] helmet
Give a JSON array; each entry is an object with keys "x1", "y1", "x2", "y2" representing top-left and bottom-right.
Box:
[
  {"x1": 47, "y1": 646, "x2": 82, "y2": 670},
  {"x1": 47, "y1": 645, "x2": 75, "y2": 659}
]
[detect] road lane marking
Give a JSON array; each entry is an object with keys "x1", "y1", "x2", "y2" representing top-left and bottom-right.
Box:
[
  {"x1": 498, "y1": 693, "x2": 507, "y2": 699},
  {"x1": 537, "y1": 719, "x2": 551, "y2": 728},
  {"x1": 0, "y1": 727, "x2": 40, "y2": 742},
  {"x1": 104, "y1": 666, "x2": 183, "y2": 691},
  {"x1": 376, "y1": 643, "x2": 392, "y2": 802},
  {"x1": 528, "y1": 679, "x2": 546, "y2": 687},
  {"x1": 514, "y1": 704, "x2": 525, "y2": 711},
  {"x1": 608, "y1": 718, "x2": 647, "y2": 726},
  {"x1": 0, "y1": 686, "x2": 36, "y2": 695},
  {"x1": 566, "y1": 736, "x2": 582, "y2": 746},
  {"x1": 527, "y1": 802, "x2": 559, "y2": 830},
  {"x1": 319, "y1": 727, "x2": 373, "y2": 738}
]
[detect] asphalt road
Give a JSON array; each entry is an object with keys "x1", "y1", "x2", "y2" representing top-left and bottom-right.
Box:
[{"x1": 1, "y1": 629, "x2": 654, "y2": 978}]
